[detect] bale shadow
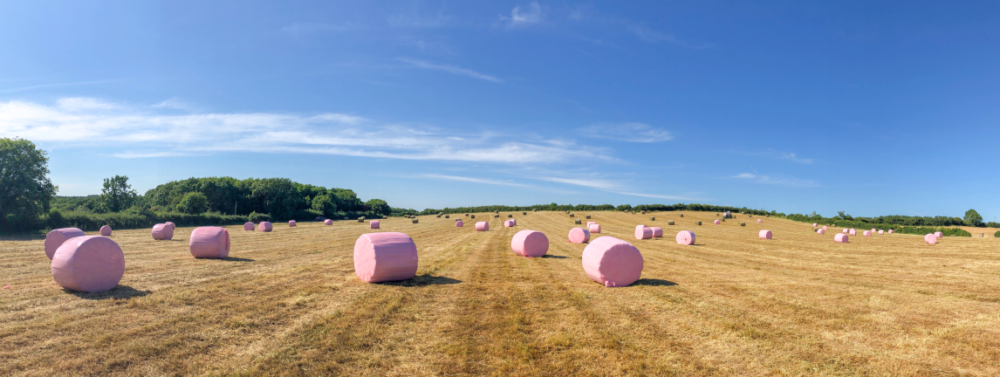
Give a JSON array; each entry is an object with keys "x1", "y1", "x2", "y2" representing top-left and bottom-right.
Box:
[
  {"x1": 380, "y1": 274, "x2": 462, "y2": 287},
  {"x1": 67, "y1": 285, "x2": 151, "y2": 300},
  {"x1": 633, "y1": 279, "x2": 678, "y2": 287},
  {"x1": 541, "y1": 255, "x2": 567, "y2": 259},
  {"x1": 0, "y1": 233, "x2": 47, "y2": 242},
  {"x1": 223, "y1": 257, "x2": 255, "y2": 262}
]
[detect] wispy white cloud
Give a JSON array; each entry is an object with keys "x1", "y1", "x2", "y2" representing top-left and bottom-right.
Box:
[
  {"x1": 613, "y1": 191, "x2": 697, "y2": 201},
  {"x1": 732, "y1": 173, "x2": 819, "y2": 187},
  {"x1": 387, "y1": 8, "x2": 449, "y2": 28},
  {"x1": 422, "y1": 174, "x2": 528, "y2": 187},
  {"x1": 499, "y1": 2, "x2": 543, "y2": 27},
  {"x1": 152, "y1": 98, "x2": 197, "y2": 111},
  {"x1": 538, "y1": 177, "x2": 618, "y2": 190},
  {"x1": 579, "y1": 122, "x2": 673, "y2": 143},
  {"x1": 111, "y1": 151, "x2": 193, "y2": 158},
  {"x1": 0, "y1": 79, "x2": 117, "y2": 94},
  {"x1": 397, "y1": 58, "x2": 502, "y2": 83},
  {"x1": 779, "y1": 152, "x2": 813, "y2": 164}
]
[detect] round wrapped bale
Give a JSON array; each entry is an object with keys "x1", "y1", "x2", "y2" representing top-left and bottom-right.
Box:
[
  {"x1": 189, "y1": 227, "x2": 230, "y2": 259},
  {"x1": 511, "y1": 230, "x2": 549, "y2": 258},
  {"x1": 45, "y1": 228, "x2": 86, "y2": 260},
  {"x1": 849, "y1": 228, "x2": 857, "y2": 236},
  {"x1": 871, "y1": 228, "x2": 876, "y2": 233},
  {"x1": 813, "y1": 223, "x2": 818, "y2": 227},
  {"x1": 842, "y1": 229, "x2": 849, "y2": 233},
  {"x1": 680, "y1": 214, "x2": 684, "y2": 218},
  {"x1": 99, "y1": 225, "x2": 112, "y2": 237},
  {"x1": 650, "y1": 227, "x2": 663, "y2": 238},
  {"x1": 370, "y1": 220, "x2": 380, "y2": 229},
  {"x1": 758, "y1": 219, "x2": 763, "y2": 224},
  {"x1": 634, "y1": 225, "x2": 652, "y2": 240},
  {"x1": 152, "y1": 224, "x2": 174, "y2": 240},
  {"x1": 588, "y1": 223, "x2": 601, "y2": 233},
  {"x1": 257, "y1": 222, "x2": 273, "y2": 232},
  {"x1": 476, "y1": 222, "x2": 489, "y2": 231},
  {"x1": 412, "y1": 219, "x2": 419, "y2": 224},
  {"x1": 507, "y1": 214, "x2": 512, "y2": 218},
  {"x1": 878, "y1": 229, "x2": 884, "y2": 235},
  {"x1": 759, "y1": 230, "x2": 772, "y2": 240},
  {"x1": 934, "y1": 231, "x2": 943, "y2": 239},
  {"x1": 511, "y1": 219, "x2": 517, "y2": 226},
  {"x1": 587, "y1": 221, "x2": 596, "y2": 227},
  {"x1": 650, "y1": 216, "x2": 656, "y2": 221},
  {"x1": 569, "y1": 228, "x2": 590, "y2": 243},
  {"x1": 504, "y1": 220, "x2": 513, "y2": 228},
  {"x1": 325, "y1": 219, "x2": 333, "y2": 225},
  {"x1": 740, "y1": 222, "x2": 746, "y2": 227},
  {"x1": 823, "y1": 226, "x2": 828, "y2": 230},
  {"x1": 574, "y1": 219, "x2": 582, "y2": 224},
  {"x1": 582, "y1": 236, "x2": 643, "y2": 287},
  {"x1": 471, "y1": 215, "x2": 476, "y2": 219},
  {"x1": 289, "y1": 220, "x2": 297, "y2": 227},
  {"x1": 676, "y1": 230, "x2": 695, "y2": 245},
  {"x1": 353, "y1": 232, "x2": 418, "y2": 283},
  {"x1": 835, "y1": 233, "x2": 849, "y2": 243},
  {"x1": 570, "y1": 213, "x2": 575, "y2": 217},
  {"x1": 165, "y1": 221, "x2": 176, "y2": 230},
  {"x1": 456, "y1": 220, "x2": 464, "y2": 227},
  {"x1": 714, "y1": 220, "x2": 720, "y2": 225},
  {"x1": 668, "y1": 220, "x2": 675, "y2": 225},
  {"x1": 888, "y1": 229, "x2": 894, "y2": 234},
  {"x1": 51, "y1": 236, "x2": 124, "y2": 293},
  {"x1": 925, "y1": 234, "x2": 938, "y2": 244},
  {"x1": 863, "y1": 230, "x2": 871, "y2": 237},
  {"x1": 585, "y1": 215, "x2": 591, "y2": 219},
  {"x1": 244, "y1": 222, "x2": 255, "y2": 231},
  {"x1": 817, "y1": 229, "x2": 826, "y2": 234}
]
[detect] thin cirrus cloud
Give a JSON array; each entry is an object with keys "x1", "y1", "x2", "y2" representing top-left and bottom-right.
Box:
[
  {"x1": 579, "y1": 122, "x2": 674, "y2": 143},
  {"x1": 539, "y1": 176, "x2": 698, "y2": 201},
  {"x1": 397, "y1": 58, "x2": 502, "y2": 83},
  {"x1": 0, "y1": 98, "x2": 614, "y2": 165},
  {"x1": 421, "y1": 173, "x2": 528, "y2": 187},
  {"x1": 499, "y1": 2, "x2": 543, "y2": 27},
  {"x1": 733, "y1": 173, "x2": 819, "y2": 187},
  {"x1": 779, "y1": 152, "x2": 813, "y2": 164}
]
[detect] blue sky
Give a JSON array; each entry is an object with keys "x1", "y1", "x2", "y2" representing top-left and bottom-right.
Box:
[{"x1": 1, "y1": 1, "x2": 998, "y2": 218}]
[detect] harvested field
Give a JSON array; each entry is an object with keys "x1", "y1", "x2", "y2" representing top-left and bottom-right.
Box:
[{"x1": 3, "y1": 211, "x2": 1000, "y2": 376}]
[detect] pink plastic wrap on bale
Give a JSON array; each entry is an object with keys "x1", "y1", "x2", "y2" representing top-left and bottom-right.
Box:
[
  {"x1": 243, "y1": 222, "x2": 254, "y2": 231},
  {"x1": 714, "y1": 220, "x2": 720, "y2": 225},
  {"x1": 863, "y1": 230, "x2": 871, "y2": 237},
  {"x1": 456, "y1": 220, "x2": 464, "y2": 227},
  {"x1": 835, "y1": 233, "x2": 848, "y2": 243},
  {"x1": 934, "y1": 231, "x2": 943, "y2": 239},
  {"x1": 823, "y1": 226, "x2": 828, "y2": 230},
  {"x1": 849, "y1": 228, "x2": 857, "y2": 236},
  {"x1": 925, "y1": 234, "x2": 938, "y2": 244},
  {"x1": 51, "y1": 236, "x2": 124, "y2": 293},
  {"x1": 568, "y1": 228, "x2": 590, "y2": 243},
  {"x1": 324, "y1": 219, "x2": 333, "y2": 225},
  {"x1": 257, "y1": 222, "x2": 273, "y2": 232},
  {"x1": 650, "y1": 227, "x2": 663, "y2": 238},
  {"x1": 165, "y1": 221, "x2": 176, "y2": 230},
  {"x1": 842, "y1": 229, "x2": 849, "y2": 234},
  {"x1": 758, "y1": 219, "x2": 763, "y2": 224},
  {"x1": 152, "y1": 224, "x2": 174, "y2": 240},
  {"x1": 511, "y1": 230, "x2": 549, "y2": 258},
  {"x1": 189, "y1": 227, "x2": 231, "y2": 259},
  {"x1": 759, "y1": 230, "x2": 772, "y2": 240},
  {"x1": 475, "y1": 222, "x2": 489, "y2": 231},
  {"x1": 817, "y1": 229, "x2": 826, "y2": 234},
  {"x1": 634, "y1": 225, "x2": 652, "y2": 240},
  {"x1": 587, "y1": 221, "x2": 596, "y2": 227},
  {"x1": 44, "y1": 228, "x2": 86, "y2": 260},
  {"x1": 582, "y1": 236, "x2": 643, "y2": 287},
  {"x1": 504, "y1": 220, "x2": 513, "y2": 228},
  {"x1": 888, "y1": 229, "x2": 894, "y2": 234},
  {"x1": 289, "y1": 220, "x2": 297, "y2": 227},
  {"x1": 370, "y1": 220, "x2": 380, "y2": 230},
  {"x1": 353, "y1": 232, "x2": 418, "y2": 283},
  {"x1": 813, "y1": 223, "x2": 818, "y2": 227},
  {"x1": 676, "y1": 231, "x2": 695, "y2": 245},
  {"x1": 871, "y1": 228, "x2": 876, "y2": 233},
  {"x1": 511, "y1": 219, "x2": 517, "y2": 226},
  {"x1": 588, "y1": 224, "x2": 601, "y2": 233},
  {"x1": 878, "y1": 230, "x2": 884, "y2": 235},
  {"x1": 99, "y1": 225, "x2": 112, "y2": 237}
]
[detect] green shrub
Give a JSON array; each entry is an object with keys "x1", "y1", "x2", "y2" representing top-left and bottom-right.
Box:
[{"x1": 42, "y1": 210, "x2": 248, "y2": 232}]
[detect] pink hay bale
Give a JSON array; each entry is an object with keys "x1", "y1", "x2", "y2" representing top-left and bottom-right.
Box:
[
  {"x1": 878, "y1": 229, "x2": 884, "y2": 235},
  {"x1": 99, "y1": 225, "x2": 112, "y2": 237},
  {"x1": 813, "y1": 223, "x2": 818, "y2": 227},
  {"x1": 871, "y1": 228, "x2": 876, "y2": 233},
  {"x1": 152, "y1": 224, "x2": 174, "y2": 240},
  {"x1": 634, "y1": 225, "x2": 652, "y2": 240},
  {"x1": 582, "y1": 236, "x2": 643, "y2": 287},
  {"x1": 511, "y1": 219, "x2": 517, "y2": 226},
  {"x1": 370, "y1": 220, "x2": 380, "y2": 230},
  {"x1": 835, "y1": 233, "x2": 848, "y2": 243},
  {"x1": 569, "y1": 228, "x2": 591, "y2": 243},
  {"x1": 51, "y1": 236, "x2": 124, "y2": 293},
  {"x1": 934, "y1": 231, "x2": 943, "y2": 239},
  {"x1": 44, "y1": 228, "x2": 86, "y2": 260},
  {"x1": 713, "y1": 220, "x2": 720, "y2": 225},
  {"x1": 817, "y1": 229, "x2": 826, "y2": 234},
  {"x1": 650, "y1": 227, "x2": 663, "y2": 238},
  {"x1": 511, "y1": 230, "x2": 549, "y2": 258},
  {"x1": 676, "y1": 231, "x2": 695, "y2": 245},
  {"x1": 243, "y1": 222, "x2": 255, "y2": 231},
  {"x1": 587, "y1": 221, "x2": 596, "y2": 227},
  {"x1": 353, "y1": 232, "x2": 418, "y2": 283},
  {"x1": 888, "y1": 229, "x2": 894, "y2": 234},
  {"x1": 504, "y1": 220, "x2": 513, "y2": 228},
  {"x1": 456, "y1": 220, "x2": 464, "y2": 227},
  {"x1": 842, "y1": 229, "x2": 849, "y2": 233},
  {"x1": 759, "y1": 230, "x2": 772, "y2": 240},
  {"x1": 165, "y1": 221, "x2": 176, "y2": 230},
  {"x1": 822, "y1": 226, "x2": 828, "y2": 230},
  {"x1": 925, "y1": 234, "x2": 937, "y2": 244},
  {"x1": 863, "y1": 230, "x2": 871, "y2": 237},
  {"x1": 257, "y1": 222, "x2": 273, "y2": 232},
  {"x1": 289, "y1": 220, "x2": 297, "y2": 227},
  {"x1": 476, "y1": 222, "x2": 489, "y2": 231},
  {"x1": 588, "y1": 223, "x2": 601, "y2": 233},
  {"x1": 189, "y1": 227, "x2": 230, "y2": 259},
  {"x1": 849, "y1": 228, "x2": 857, "y2": 236},
  {"x1": 324, "y1": 219, "x2": 333, "y2": 225}
]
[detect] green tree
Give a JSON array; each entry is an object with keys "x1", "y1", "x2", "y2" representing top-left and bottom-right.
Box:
[
  {"x1": 0, "y1": 138, "x2": 57, "y2": 232},
  {"x1": 177, "y1": 192, "x2": 209, "y2": 214},
  {"x1": 964, "y1": 209, "x2": 984, "y2": 227},
  {"x1": 311, "y1": 193, "x2": 338, "y2": 217},
  {"x1": 365, "y1": 198, "x2": 391, "y2": 217},
  {"x1": 100, "y1": 175, "x2": 137, "y2": 212},
  {"x1": 616, "y1": 204, "x2": 632, "y2": 211}
]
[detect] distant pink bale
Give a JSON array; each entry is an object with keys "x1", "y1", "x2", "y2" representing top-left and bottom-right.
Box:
[
  {"x1": 813, "y1": 223, "x2": 818, "y2": 227},
  {"x1": 714, "y1": 220, "x2": 721, "y2": 225},
  {"x1": 835, "y1": 233, "x2": 848, "y2": 243},
  {"x1": 849, "y1": 228, "x2": 857, "y2": 236},
  {"x1": 504, "y1": 220, "x2": 513, "y2": 228},
  {"x1": 759, "y1": 230, "x2": 772, "y2": 240},
  {"x1": 152, "y1": 223, "x2": 174, "y2": 240},
  {"x1": 758, "y1": 219, "x2": 763, "y2": 224},
  {"x1": 888, "y1": 229, "x2": 894, "y2": 234},
  {"x1": 257, "y1": 222, "x2": 273, "y2": 232},
  {"x1": 370, "y1": 220, "x2": 380, "y2": 230},
  {"x1": 289, "y1": 220, "x2": 297, "y2": 227},
  {"x1": 934, "y1": 231, "x2": 943, "y2": 239},
  {"x1": 44, "y1": 228, "x2": 86, "y2": 260},
  {"x1": 99, "y1": 225, "x2": 112, "y2": 237},
  {"x1": 243, "y1": 222, "x2": 255, "y2": 231},
  {"x1": 650, "y1": 227, "x2": 663, "y2": 238},
  {"x1": 871, "y1": 228, "x2": 876, "y2": 233},
  {"x1": 582, "y1": 236, "x2": 643, "y2": 287},
  {"x1": 587, "y1": 221, "x2": 596, "y2": 227},
  {"x1": 456, "y1": 220, "x2": 464, "y2": 227},
  {"x1": 475, "y1": 222, "x2": 489, "y2": 231},
  {"x1": 842, "y1": 229, "x2": 849, "y2": 234},
  {"x1": 324, "y1": 219, "x2": 333, "y2": 225},
  {"x1": 878, "y1": 229, "x2": 884, "y2": 235},
  {"x1": 634, "y1": 225, "x2": 652, "y2": 240},
  {"x1": 189, "y1": 227, "x2": 230, "y2": 259},
  {"x1": 510, "y1": 219, "x2": 517, "y2": 226},
  {"x1": 51, "y1": 236, "x2": 124, "y2": 293},
  {"x1": 569, "y1": 227, "x2": 590, "y2": 243},
  {"x1": 822, "y1": 226, "x2": 828, "y2": 230},
  {"x1": 676, "y1": 231, "x2": 695, "y2": 245},
  {"x1": 863, "y1": 230, "x2": 871, "y2": 237},
  {"x1": 589, "y1": 224, "x2": 601, "y2": 233},
  {"x1": 353, "y1": 232, "x2": 418, "y2": 283},
  {"x1": 511, "y1": 230, "x2": 549, "y2": 258},
  {"x1": 817, "y1": 229, "x2": 826, "y2": 234},
  {"x1": 925, "y1": 234, "x2": 938, "y2": 244}
]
